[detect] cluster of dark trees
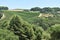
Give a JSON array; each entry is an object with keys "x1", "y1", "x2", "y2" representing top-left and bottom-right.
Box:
[
  {"x1": 0, "y1": 6, "x2": 8, "y2": 10},
  {"x1": 0, "y1": 15, "x2": 60, "y2": 40},
  {"x1": 30, "y1": 7, "x2": 60, "y2": 13}
]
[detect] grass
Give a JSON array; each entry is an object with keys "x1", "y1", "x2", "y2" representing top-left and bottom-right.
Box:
[{"x1": 0, "y1": 11, "x2": 40, "y2": 24}]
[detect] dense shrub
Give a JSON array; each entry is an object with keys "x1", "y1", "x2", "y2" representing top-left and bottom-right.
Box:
[
  {"x1": 48, "y1": 24, "x2": 60, "y2": 40},
  {"x1": 33, "y1": 26, "x2": 44, "y2": 40},
  {"x1": 8, "y1": 15, "x2": 44, "y2": 40},
  {"x1": 8, "y1": 16, "x2": 35, "y2": 40},
  {"x1": 0, "y1": 20, "x2": 8, "y2": 29},
  {"x1": 0, "y1": 29, "x2": 19, "y2": 40}
]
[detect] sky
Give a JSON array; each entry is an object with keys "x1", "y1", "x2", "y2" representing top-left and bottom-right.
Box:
[{"x1": 0, "y1": 0, "x2": 60, "y2": 9}]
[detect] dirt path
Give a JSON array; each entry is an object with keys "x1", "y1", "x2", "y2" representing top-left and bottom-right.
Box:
[{"x1": 0, "y1": 14, "x2": 5, "y2": 20}]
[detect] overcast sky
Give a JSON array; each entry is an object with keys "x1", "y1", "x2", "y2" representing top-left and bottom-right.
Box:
[{"x1": 0, "y1": 0, "x2": 60, "y2": 9}]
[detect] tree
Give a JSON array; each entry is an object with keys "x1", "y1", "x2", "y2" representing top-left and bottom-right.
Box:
[
  {"x1": 0, "y1": 29, "x2": 19, "y2": 40},
  {"x1": 52, "y1": 7, "x2": 60, "y2": 11},
  {"x1": 32, "y1": 25, "x2": 44, "y2": 40},
  {"x1": 0, "y1": 6, "x2": 8, "y2": 10},
  {"x1": 42, "y1": 7, "x2": 52, "y2": 13},
  {"x1": 8, "y1": 15, "x2": 35, "y2": 40},
  {"x1": 48, "y1": 24, "x2": 60, "y2": 40},
  {"x1": 30, "y1": 7, "x2": 42, "y2": 11}
]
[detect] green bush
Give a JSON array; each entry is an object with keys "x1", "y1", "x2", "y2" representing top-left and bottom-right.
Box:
[
  {"x1": 0, "y1": 29, "x2": 19, "y2": 40},
  {"x1": 8, "y1": 15, "x2": 36, "y2": 40},
  {"x1": 8, "y1": 15, "x2": 45, "y2": 40},
  {"x1": 42, "y1": 31, "x2": 51, "y2": 40},
  {"x1": 48, "y1": 24, "x2": 60, "y2": 40}
]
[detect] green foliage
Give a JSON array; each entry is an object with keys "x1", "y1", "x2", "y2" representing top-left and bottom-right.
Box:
[
  {"x1": 30, "y1": 7, "x2": 60, "y2": 13},
  {"x1": 42, "y1": 31, "x2": 51, "y2": 40},
  {"x1": 52, "y1": 7, "x2": 60, "y2": 11},
  {"x1": 8, "y1": 15, "x2": 36, "y2": 40},
  {"x1": 33, "y1": 15, "x2": 60, "y2": 30},
  {"x1": 1, "y1": 9, "x2": 60, "y2": 40},
  {"x1": 33, "y1": 26, "x2": 44, "y2": 40},
  {"x1": 0, "y1": 6, "x2": 8, "y2": 10},
  {"x1": 48, "y1": 24, "x2": 60, "y2": 40},
  {"x1": 8, "y1": 15, "x2": 45, "y2": 40},
  {"x1": 33, "y1": 17, "x2": 50, "y2": 30},
  {"x1": 0, "y1": 29, "x2": 19, "y2": 40},
  {"x1": 30, "y1": 7, "x2": 42, "y2": 11},
  {"x1": 0, "y1": 20, "x2": 9, "y2": 29},
  {"x1": 42, "y1": 7, "x2": 52, "y2": 13}
]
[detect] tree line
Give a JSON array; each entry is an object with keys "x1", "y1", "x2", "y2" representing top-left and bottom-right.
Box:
[
  {"x1": 30, "y1": 7, "x2": 60, "y2": 13},
  {"x1": 0, "y1": 6, "x2": 8, "y2": 10}
]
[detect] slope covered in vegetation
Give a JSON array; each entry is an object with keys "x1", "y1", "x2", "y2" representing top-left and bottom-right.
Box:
[{"x1": 0, "y1": 10, "x2": 60, "y2": 40}]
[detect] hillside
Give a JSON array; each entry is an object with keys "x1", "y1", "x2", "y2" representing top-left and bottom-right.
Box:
[
  {"x1": 1, "y1": 10, "x2": 60, "y2": 29},
  {"x1": 0, "y1": 11, "x2": 39, "y2": 21},
  {"x1": 0, "y1": 10, "x2": 60, "y2": 40},
  {"x1": 0, "y1": 0, "x2": 60, "y2": 39}
]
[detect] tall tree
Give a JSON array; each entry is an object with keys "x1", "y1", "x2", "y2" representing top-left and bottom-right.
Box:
[{"x1": 8, "y1": 15, "x2": 35, "y2": 40}]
